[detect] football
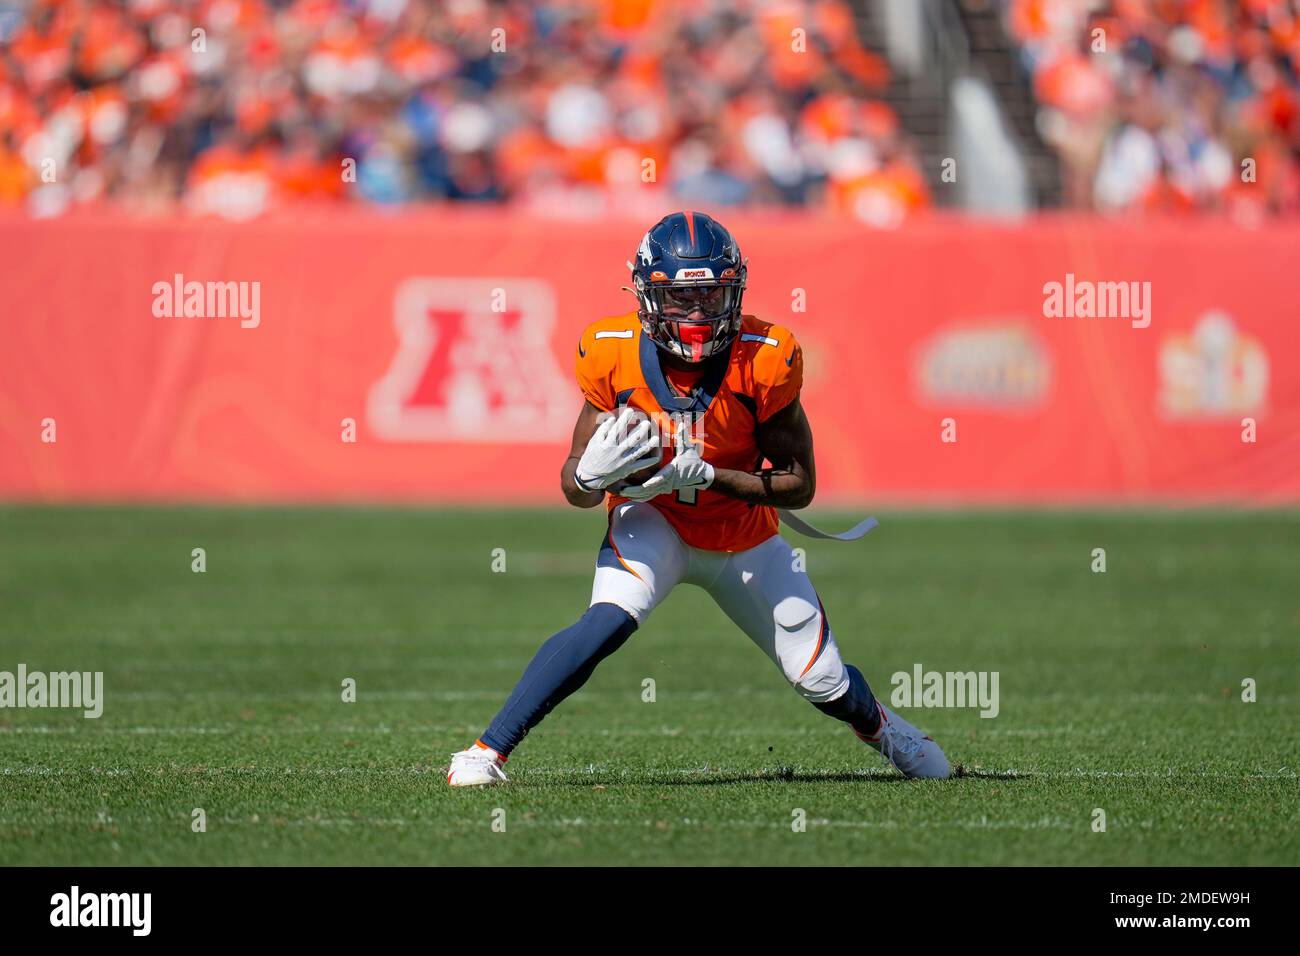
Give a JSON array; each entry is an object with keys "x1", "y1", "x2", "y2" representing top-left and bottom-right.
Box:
[
  {"x1": 607, "y1": 412, "x2": 665, "y2": 491},
  {"x1": 618, "y1": 454, "x2": 663, "y2": 491}
]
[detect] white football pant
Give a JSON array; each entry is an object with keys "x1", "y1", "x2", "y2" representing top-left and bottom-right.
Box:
[{"x1": 592, "y1": 500, "x2": 850, "y2": 703}]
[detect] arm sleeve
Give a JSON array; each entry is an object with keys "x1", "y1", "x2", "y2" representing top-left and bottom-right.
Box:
[{"x1": 755, "y1": 335, "x2": 803, "y2": 422}]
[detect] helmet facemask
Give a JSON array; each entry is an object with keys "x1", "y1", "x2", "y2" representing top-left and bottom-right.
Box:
[{"x1": 634, "y1": 273, "x2": 745, "y2": 364}]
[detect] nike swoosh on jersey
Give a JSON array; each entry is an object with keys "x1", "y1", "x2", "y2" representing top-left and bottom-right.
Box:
[{"x1": 579, "y1": 343, "x2": 586, "y2": 357}]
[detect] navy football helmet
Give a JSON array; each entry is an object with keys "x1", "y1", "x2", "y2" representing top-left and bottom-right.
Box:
[{"x1": 629, "y1": 211, "x2": 747, "y2": 363}]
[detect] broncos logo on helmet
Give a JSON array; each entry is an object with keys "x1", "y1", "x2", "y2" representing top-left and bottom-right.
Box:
[{"x1": 629, "y1": 211, "x2": 748, "y2": 363}]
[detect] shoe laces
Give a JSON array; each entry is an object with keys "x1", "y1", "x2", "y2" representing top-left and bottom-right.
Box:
[
  {"x1": 876, "y1": 716, "x2": 923, "y2": 766},
  {"x1": 452, "y1": 749, "x2": 499, "y2": 767}
]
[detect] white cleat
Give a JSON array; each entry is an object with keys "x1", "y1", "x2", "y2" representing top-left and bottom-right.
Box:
[
  {"x1": 856, "y1": 705, "x2": 950, "y2": 779},
  {"x1": 447, "y1": 744, "x2": 509, "y2": 787}
]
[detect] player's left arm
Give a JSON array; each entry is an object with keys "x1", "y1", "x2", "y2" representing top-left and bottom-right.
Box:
[{"x1": 707, "y1": 397, "x2": 816, "y2": 509}]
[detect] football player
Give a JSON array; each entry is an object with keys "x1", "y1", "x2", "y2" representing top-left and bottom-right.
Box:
[{"x1": 448, "y1": 211, "x2": 950, "y2": 786}]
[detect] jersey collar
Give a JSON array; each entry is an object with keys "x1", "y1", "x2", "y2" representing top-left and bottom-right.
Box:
[{"x1": 638, "y1": 328, "x2": 733, "y2": 415}]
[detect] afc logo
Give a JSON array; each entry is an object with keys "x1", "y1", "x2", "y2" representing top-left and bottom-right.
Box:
[{"x1": 368, "y1": 279, "x2": 572, "y2": 443}]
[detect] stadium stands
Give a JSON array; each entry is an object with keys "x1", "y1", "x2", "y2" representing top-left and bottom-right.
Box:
[
  {"x1": 0, "y1": 0, "x2": 930, "y2": 222},
  {"x1": 0, "y1": 0, "x2": 1295, "y2": 220},
  {"x1": 1002, "y1": 0, "x2": 1300, "y2": 217}
]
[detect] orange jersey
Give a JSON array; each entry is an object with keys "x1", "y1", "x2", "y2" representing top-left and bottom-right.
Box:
[{"x1": 575, "y1": 312, "x2": 803, "y2": 552}]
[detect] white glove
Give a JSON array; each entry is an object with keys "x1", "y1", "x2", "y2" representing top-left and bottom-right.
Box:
[
  {"x1": 574, "y1": 407, "x2": 662, "y2": 492},
  {"x1": 620, "y1": 428, "x2": 714, "y2": 501}
]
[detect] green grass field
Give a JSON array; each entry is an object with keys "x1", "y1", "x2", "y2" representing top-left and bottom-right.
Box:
[{"x1": 0, "y1": 505, "x2": 1296, "y2": 866}]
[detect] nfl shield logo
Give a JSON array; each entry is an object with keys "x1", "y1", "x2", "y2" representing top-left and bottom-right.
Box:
[{"x1": 368, "y1": 278, "x2": 572, "y2": 443}]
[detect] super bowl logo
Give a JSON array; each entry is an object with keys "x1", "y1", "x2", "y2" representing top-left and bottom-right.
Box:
[
  {"x1": 368, "y1": 278, "x2": 572, "y2": 442},
  {"x1": 1158, "y1": 311, "x2": 1269, "y2": 419}
]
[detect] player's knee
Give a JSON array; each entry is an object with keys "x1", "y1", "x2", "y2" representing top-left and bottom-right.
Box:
[
  {"x1": 529, "y1": 603, "x2": 638, "y2": 690},
  {"x1": 793, "y1": 658, "x2": 849, "y2": 703},
  {"x1": 582, "y1": 602, "x2": 638, "y2": 640},
  {"x1": 542, "y1": 602, "x2": 638, "y2": 666},
  {"x1": 772, "y1": 598, "x2": 848, "y2": 702}
]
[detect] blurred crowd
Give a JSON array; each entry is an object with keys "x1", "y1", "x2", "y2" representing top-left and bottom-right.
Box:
[
  {"x1": 0, "y1": 0, "x2": 931, "y2": 223},
  {"x1": 1007, "y1": 0, "x2": 1300, "y2": 218},
  {"x1": 5, "y1": 0, "x2": 1291, "y2": 221}
]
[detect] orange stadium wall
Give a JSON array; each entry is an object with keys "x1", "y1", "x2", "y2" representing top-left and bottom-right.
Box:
[{"x1": 1, "y1": 209, "x2": 1297, "y2": 505}]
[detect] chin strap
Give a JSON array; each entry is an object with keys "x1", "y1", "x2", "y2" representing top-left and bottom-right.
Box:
[{"x1": 778, "y1": 511, "x2": 879, "y2": 542}]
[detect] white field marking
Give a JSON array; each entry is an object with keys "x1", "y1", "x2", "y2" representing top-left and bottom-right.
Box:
[
  {"x1": 962, "y1": 725, "x2": 1210, "y2": 738},
  {"x1": 0, "y1": 815, "x2": 1116, "y2": 832},
  {"x1": 501, "y1": 553, "x2": 596, "y2": 575},
  {"x1": 2, "y1": 765, "x2": 1294, "y2": 781},
  {"x1": 968, "y1": 726, "x2": 1095, "y2": 737},
  {"x1": 2, "y1": 766, "x2": 441, "y2": 777},
  {"x1": 107, "y1": 690, "x2": 509, "y2": 702},
  {"x1": 82, "y1": 687, "x2": 1300, "y2": 703},
  {"x1": 98, "y1": 658, "x2": 527, "y2": 671},
  {"x1": 513, "y1": 766, "x2": 1300, "y2": 782},
  {"x1": 1015, "y1": 691, "x2": 1300, "y2": 704},
  {"x1": 0, "y1": 724, "x2": 747, "y2": 736},
  {"x1": 0, "y1": 723, "x2": 1271, "y2": 742},
  {"x1": 531, "y1": 817, "x2": 1116, "y2": 832},
  {"x1": 17, "y1": 629, "x2": 539, "y2": 645},
  {"x1": 98, "y1": 688, "x2": 825, "y2": 702},
  {"x1": 0, "y1": 724, "x2": 483, "y2": 736},
  {"x1": 3, "y1": 815, "x2": 1289, "y2": 835},
  {"x1": 942, "y1": 767, "x2": 1300, "y2": 783},
  {"x1": 518, "y1": 815, "x2": 1296, "y2": 833}
]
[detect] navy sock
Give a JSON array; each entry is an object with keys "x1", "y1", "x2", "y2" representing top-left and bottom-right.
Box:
[
  {"x1": 480, "y1": 603, "x2": 638, "y2": 756},
  {"x1": 812, "y1": 664, "x2": 881, "y2": 737}
]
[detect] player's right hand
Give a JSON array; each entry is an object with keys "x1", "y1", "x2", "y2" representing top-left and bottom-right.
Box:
[{"x1": 574, "y1": 407, "x2": 662, "y2": 492}]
